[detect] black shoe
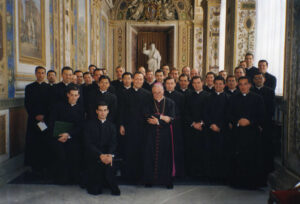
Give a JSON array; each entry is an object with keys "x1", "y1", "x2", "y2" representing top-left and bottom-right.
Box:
[
  {"x1": 145, "y1": 184, "x2": 153, "y2": 188},
  {"x1": 111, "y1": 187, "x2": 121, "y2": 196},
  {"x1": 166, "y1": 183, "x2": 173, "y2": 189},
  {"x1": 87, "y1": 187, "x2": 102, "y2": 195}
]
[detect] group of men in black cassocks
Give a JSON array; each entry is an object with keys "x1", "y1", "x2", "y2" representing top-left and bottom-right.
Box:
[{"x1": 25, "y1": 63, "x2": 276, "y2": 195}]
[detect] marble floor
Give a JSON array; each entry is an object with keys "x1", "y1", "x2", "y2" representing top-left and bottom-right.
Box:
[{"x1": 0, "y1": 184, "x2": 269, "y2": 204}]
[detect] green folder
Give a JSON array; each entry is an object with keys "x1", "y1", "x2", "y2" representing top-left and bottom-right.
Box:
[{"x1": 53, "y1": 121, "x2": 74, "y2": 138}]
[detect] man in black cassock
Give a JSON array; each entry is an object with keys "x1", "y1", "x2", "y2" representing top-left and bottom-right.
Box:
[
  {"x1": 84, "y1": 102, "x2": 120, "y2": 195},
  {"x1": 225, "y1": 75, "x2": 240, "y2": 97},
  {"x1": 143, "y1": 83, "x2": 175, "y2": 188},
  {"x1": 244, "y1": 53, "x2": 259, "y2": 84},
  {"x1": 176, "y1": 74, "x2": 192, "y2": 96},
  {"x1": 258, "y1": 60, "x2": 277, "y2": 91},
  {"x1": 228, "y1": 76, "x2": 265, "y2": 189},
  {"x1": 119, "y1": 72, "x2": 151, "y2": 182},
  {"x1": 48, "y1": 86, "x2": 84, "y2": 184},
  {"x1": 203, "y1": 72, "x2": 215, "y2": 93},
  {"x1": 86, "y1": 75, "x2": 117, "y2": 122},
  {"x1": 114, "y1": 72, "x2": 132, "y2": 161},
  {"x1": 143, "y1": 70, "x2": 155, "y2": 91},
  {"x1": 111, "y1": 66, "x2": 125, "y2": 91},
  {"x1": 205, "y1": 76, "x2": 230, "y2": 182},
  {"x1": 164, "y1": 77, "x2": 185, "y2": 177},
  {"x1": 252, "y1": 72, "x2": 275, "y2": 182},
  {"x1": 53, "y1": 67, "x2": 82, "y2": 105},
  {"x1": 24, "y1": 66, "x2": 50, "y2": 173},
  {"x1": 184, "y1": 76, "x2": 210, "y2": 177},
  {"x1": 115, "y1": 72, "x2": 132, "y2": 100}
]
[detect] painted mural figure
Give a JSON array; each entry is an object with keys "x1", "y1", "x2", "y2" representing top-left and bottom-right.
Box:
[{"x1": 143, "y1": 43, "x2": 161, "y2": 72}]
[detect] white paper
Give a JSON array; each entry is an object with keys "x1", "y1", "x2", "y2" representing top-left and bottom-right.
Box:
[{"x1": 37, "y1": 122, "x2": 47, "y2": 131}]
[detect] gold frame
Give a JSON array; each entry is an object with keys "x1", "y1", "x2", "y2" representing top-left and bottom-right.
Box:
[{"x1": 18, "y1": 0, "x2": 45, "y2": 66}]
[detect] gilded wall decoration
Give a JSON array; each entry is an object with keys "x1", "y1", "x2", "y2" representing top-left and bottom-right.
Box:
[
  {"x1": 0, "y1": 0, "x2": 8, "y2": 99},
  {"x1": 178, "y1": 22, "x2": 191, "y2": 70},
  {"x1": 77, "y1": 0, "x2": 88, "y2": 70},
  {"x1": 206, "y1": 5, "x2": 220, "y2": 73},
  {"x1": 18, "y1": 0, "x2": 45, "y2": 66},
  {"x1": 100, "y1": 16, "x2": 107, "y2": 68},
  {"x1": 50, "y1": 0, "x2": 61, "y2": 77},
  {"x1": 234, "y1": 0, "x2": 256, "y2": 66},
  {"x1": 194, "y1": 27, "x2": 203, "y2": 73},
  {"x1": 90, "y1": 0, "x2": 101, "y2": 66},
  {"x1": 63, "y1": 0, "x2": 76, "y2": 68}
]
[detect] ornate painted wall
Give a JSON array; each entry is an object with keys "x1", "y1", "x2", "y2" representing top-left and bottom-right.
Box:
[
  {"x1": 224, "y1": 0, "x2": 256, "y2": 74},
  {"x1": 234, "y1": 0, "x2": 256, "y2": 66},
  {"x1": 202, "y1": 0, "x2": 220, "y2": 75}
]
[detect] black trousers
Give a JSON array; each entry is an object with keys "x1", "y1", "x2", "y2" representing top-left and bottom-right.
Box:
[{"x1": 86, "y1": 160, "x2": 118, "y2": 192}]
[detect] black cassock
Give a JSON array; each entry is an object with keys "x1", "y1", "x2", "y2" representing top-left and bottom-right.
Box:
[
  {"x1": 246, "y1": 66, "x2": 259, "y2": 84},
  {"x1": 164, "y1": 90, "x2": 185, "y2": 177},
  {"x1": 48, "y1": 101, "x2": 84, "y2": 183},
  {"x1": 143, "y1": 97, "x2": 175, "y2": 185},
  {"x1": 24, "y1": 81, "x2": 50, "y2": 171},
  {"x1": 264, "y1": 72, "x2": 277, "y2": 91},
  {"x1": 142, "y1": 81, "x2": 154, "y2": 92},
  {"x1": 84, "y1": 119, "x2": 119, "y2": 194},
  {"x1": 251, "y1": 86, "x2": 275, "y2": 178},
  {"x1": 184, "y1": 90, "x2": 210, "y2": 177},
  {"x1": 203, "y1": 85, "x2": 215, "y2": 94},
  {"x1": 53, "y1": 82, "x2": 83, "y2": 105},
  {"x1": 227, "y1": 91, "x2": 265, "y2": 188},
  {"x1": 119, "y1": 87, "x2": 151, "y2": 181},
  {"x1": 86, "y1": 89, "x2": 118, "y2": 122},
  {"x1": 205, "y1": 92, "x2": 230, "y2": 180},
  {"x1": 111, "y1": 80, "x2": 123, "y2": 91},
  {"x1": 224, "y1": 87, "x2": 240, "y2": 97}
]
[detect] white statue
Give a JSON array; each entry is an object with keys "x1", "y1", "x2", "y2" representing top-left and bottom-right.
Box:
[{"x1": 143, "y1": 43, "x2": 161, "y2": 72}]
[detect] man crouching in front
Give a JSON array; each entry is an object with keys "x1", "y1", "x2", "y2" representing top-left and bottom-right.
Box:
[{"x1": 84, "y1": 101, "x2": 120, "y2": 196}]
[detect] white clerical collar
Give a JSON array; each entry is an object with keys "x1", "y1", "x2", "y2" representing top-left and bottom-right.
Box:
[
  {"x1": 63, "y1": 82, "x2": 69, "y2": 86},
  {"x1": 156, "y1": 97, "x2": 164, "y2": 103},
  {"x1": 215, "y1": 91, "x2": 223, "y2": 95},
  {"x1": 36, "y1": 81, "x2": 43, "y2": 84},
  {"x1": 256, "y1": 86, "x2": 263, "y2": 90},
  {"x1": 246, "y1": 66, "x2": 253, "y2": 70},
  {"x1": 181, "y1": 88, "x2": 187, "y2": 92},
  {"x1": 167, "y1": 90, "x2": 173, "y2": 94},
  {"x1": 133, "y1": 87, "x2": 139, "y2": 91},
  {"x1": 124, "y1": 86, "x2": 131, "y2": 90},
  {"x1": 229, "y1": 88, "x2": 236, "y2": 93},
  {"x1": 207, "y1": 85, "x2": 214, "y2": 89},
  {"x1": 242, "y1": 92, "x2": 249, "y2": 96},
  {"x1": 100, "y1": 90, "x2": 107, "y2": 94},
  {"x1": 99, "y1": 119, "x2": 106, "y2": 124},
  {"x1": 70, "y1": 103, "x2": 76, "y2": 107},
  {"x1": 49, "y1": 83, "x2": 54, "y2": 86},
  {"x1": 195, "y1": 90, "x2": 203, "y2": 94}
]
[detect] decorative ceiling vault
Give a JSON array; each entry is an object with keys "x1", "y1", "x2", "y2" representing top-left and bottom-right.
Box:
[{"x1": 112, "y1": 0, "x2": 194, "y2": 21}]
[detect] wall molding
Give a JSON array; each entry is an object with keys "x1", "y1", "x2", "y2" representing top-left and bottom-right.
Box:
[{"x1": 0, "y1": 98, "x2": 24, "y2": 110}]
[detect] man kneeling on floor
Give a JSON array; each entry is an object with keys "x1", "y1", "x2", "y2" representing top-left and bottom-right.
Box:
[{"x1": 84, "y1": 101, "x2": 120, "y2": 195}]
